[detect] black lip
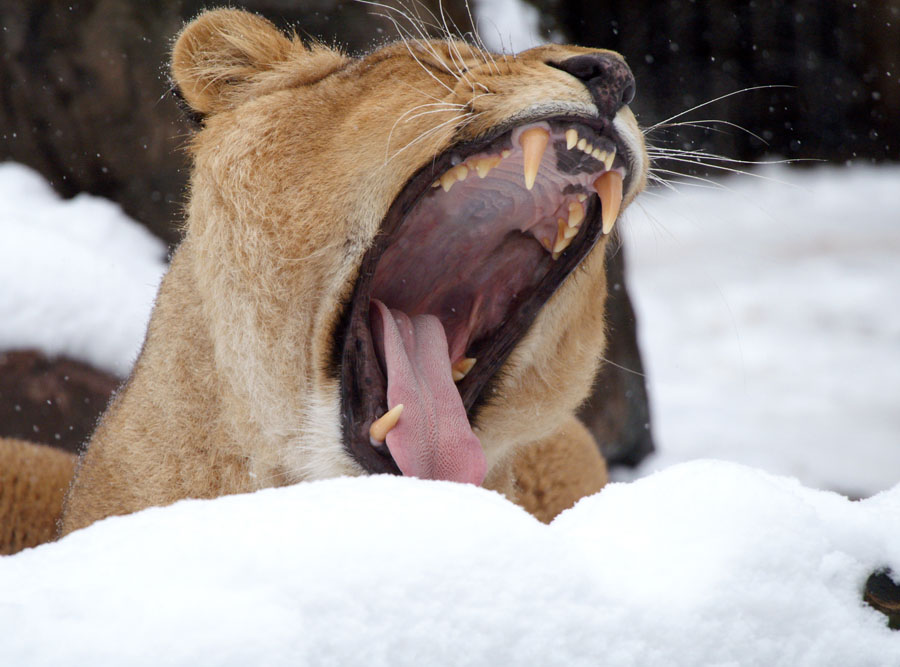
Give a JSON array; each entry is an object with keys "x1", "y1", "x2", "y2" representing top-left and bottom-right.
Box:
[{"x1": 338, "y1": 113, "x2": 632, "y2": 475}]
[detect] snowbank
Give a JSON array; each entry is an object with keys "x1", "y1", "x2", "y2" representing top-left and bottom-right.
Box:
[
  {"x1": 1, "y1": 461, "x2": 897, "y2": 665},
  {"x1": 0, "y1": 162, "x2": 167, "y2": 376}
]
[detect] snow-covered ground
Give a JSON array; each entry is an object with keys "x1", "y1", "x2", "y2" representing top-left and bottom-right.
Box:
[
  {"x1": 2, "y1": 463, "x2": 898, "y2": 666},
  {"x1": 1, "y1": 161, "x2": 898, "y2": 662}
]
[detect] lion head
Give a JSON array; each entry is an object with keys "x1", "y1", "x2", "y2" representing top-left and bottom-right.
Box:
[{"x1": 62, "y1": 8, "x2": 647, "y2": 532}]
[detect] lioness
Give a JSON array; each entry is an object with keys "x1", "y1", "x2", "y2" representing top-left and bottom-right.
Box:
[{"x1": 18, "y1": 8, "x2": 644, "y2": 539}]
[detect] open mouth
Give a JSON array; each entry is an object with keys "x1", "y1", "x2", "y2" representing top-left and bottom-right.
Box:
[{"x1": 339, "y1": 115, "x2": 631, "y2": 485}]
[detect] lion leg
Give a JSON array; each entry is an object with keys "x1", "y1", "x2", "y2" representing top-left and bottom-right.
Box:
[
  {"x1": 512, "y1": 416, "x2": 608, "y2": 523},
  {"x1": 0, "y1": 438, "x2": 76, "y2": 554}
]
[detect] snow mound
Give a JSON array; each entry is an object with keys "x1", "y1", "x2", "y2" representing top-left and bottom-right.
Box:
[
  {"x1": 0, "y1": 162, "x2": 167, "y2": 376},
  {"x1": 2, "y1": 461, "x2": 897, "y2": 666}
]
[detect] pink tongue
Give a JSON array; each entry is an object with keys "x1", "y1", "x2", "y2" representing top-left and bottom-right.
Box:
[{"x1": 371, "y1": 299, "x2": 486, "y2": 485}]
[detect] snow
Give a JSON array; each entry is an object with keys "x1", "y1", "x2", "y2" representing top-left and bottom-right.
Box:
[
  {"x1": 620, "y1": 165, "x2": 900, "y2": 498},
  {"x1": 2, "y1": 162, "x2": 899, "y2": 662},
  {"x1": 0, "y1": 162, "x2": 166, "y2": 376},
  {"x1": 474, "y1": 0, "x2": 544, "y2": 53},
  {"x1": 2, "y1": 462, "x2": 898, "y2": 665}
]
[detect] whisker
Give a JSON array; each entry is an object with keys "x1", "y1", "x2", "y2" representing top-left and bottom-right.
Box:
[{"x1": 643, "y1": 85, "x2": 795, "y2": 133}]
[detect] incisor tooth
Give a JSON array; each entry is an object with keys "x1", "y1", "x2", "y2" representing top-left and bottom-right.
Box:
[
  {"x1": 565, "y1": 129, "x2": 578, "y2": 150},
  {"x1": 520, "y1": 127, "x2": 550, "y2": 190},
  {"x1": 369, "y1": 404, "x2": 404, "y2": 444},
  {"x1": 577, "y1": 193, "x2": 588, "y2": 203},
  {"x1": 594, "y1": 171, "x2": 624, "y2": 235},
  {"x1": 576, "y1": 138, "x2": 587, "y2": 150},
  {"x1": 471, "y1": 155, "x2": 502, "y2": 178},
  {"x1": 452, "y1": 357, "x2": 477, "y2": 382},
  {"x1": 584, "y1": 143, "x2": 593, "y2": 154},
  {"x1": 567, "y1": 200, "x2": 585, "y2": 228}
]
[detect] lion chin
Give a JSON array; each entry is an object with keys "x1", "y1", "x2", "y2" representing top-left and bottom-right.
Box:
[{"x1": 34, "y1": 9, "x2": 647, "y2": 539}]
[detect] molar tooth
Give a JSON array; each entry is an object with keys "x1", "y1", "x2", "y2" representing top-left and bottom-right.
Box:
[
  {"x1": 567, "y1": 201, "x2": 585, "y2": 228},
  {"x1": 565, "y1": 129, "x2": 578, "y2": 150},
  {"x1": 604, "y1": 148, "x2": 616, "y2": 171},
  {"x1": 440, "y1": 170, "x2": 457, "y2": 192},
  {"x1": 576, "y1": 138, "x2": 587, "y2": 151},
  {"x1": 552, "y1": 232, "x2": 572, "y2": 258},
  {"x1": 519, "y1": 127, "x2": 550, "y2": 191},
  {"x1": 593, "y1": 171, "x2": 624, "y2": 234},
  {"x1": 369, "y1": 404, "x2": 404, "y2": 445},
  {"x1": 455, "y1": 164, "x2": 469, "y2": 181},
  {"x1": 471, "y1": 155, "x2": 502, "y2": 178},
  {"x1": 452, "y1": 357, "x2": 477, "y2": 382}
]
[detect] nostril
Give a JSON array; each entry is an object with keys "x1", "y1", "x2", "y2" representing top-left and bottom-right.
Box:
[{"x1": 550, "y1": 53, "x2": 636, "y2": 112}]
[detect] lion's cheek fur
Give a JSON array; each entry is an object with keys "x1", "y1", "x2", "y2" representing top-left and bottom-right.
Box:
[{"x1": 473, "y1": 242, "x2": 609, "y2": 474}]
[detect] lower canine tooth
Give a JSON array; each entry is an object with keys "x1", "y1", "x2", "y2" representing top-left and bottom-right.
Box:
[
  {"x1": 370, "y1": 404, "x2": 404, "y2": 444},
  {"x1": 594, "y1": 171, "x2": 624, "y2": 235},
  {"x1": 520, "y1": 127, "x2": 550, "y2": 190},
  {"x1": 565, "y1": 129, "x2": 578, "y2": 150},
  {"x1": 452, "y1": 357, "x2": 477, "y2": 382},
  {"x1": 604, "y1": 149, "x2": 616, "y2": 171}
]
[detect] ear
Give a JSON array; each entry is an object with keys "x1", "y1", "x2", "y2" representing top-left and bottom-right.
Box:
[{"x1": 171, "y1": 9, "x2": 294, "y2": 116}]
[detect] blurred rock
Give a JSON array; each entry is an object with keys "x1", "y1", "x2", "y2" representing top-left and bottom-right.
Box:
[{"x1": 0, "y1": 350, "x2": 118, "y2": 455}]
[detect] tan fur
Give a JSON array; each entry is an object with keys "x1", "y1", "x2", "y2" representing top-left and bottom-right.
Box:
[
  {"x1": 0, "y1": 438, "x2": 76, "y2": 554},
  {"x1": 54, "y1": 10, "x2": 647, "y2": 536},
  {"x1": 512, "y1": 417, "x2": 608, "y2": 523}
]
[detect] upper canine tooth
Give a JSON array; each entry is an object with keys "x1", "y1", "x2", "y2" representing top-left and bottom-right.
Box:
[
  {"x1": 369, "y1": 404, "x2": 404, "y2": 444},
  {"x1": 567, "y1": 201, "x2": 585, "y2": 228},
  {"x1": 520, "y1": 127, "x2": 550, "y2": 191},
  {"x1": 471, "y1": 155, "x2": 502, "y2": 178},
  {"x1": 452, "y1": 357, "x2": 477, "y2": 382},
  {"x1": 593, "y1": 171, "x2": 624, "y2": 235},
  {"x1": 604, "y1": 148, "x2": 616, "y2": 171},
  {"x1": 565, "y1": 129, "x2": 578, "y2": 150}
]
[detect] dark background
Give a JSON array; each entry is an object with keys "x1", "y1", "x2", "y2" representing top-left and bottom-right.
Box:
[
  {"x1": 2, "y1": 1, "x2": 897, "y2": 244},
  {"x1": 1, "y1": 0, "x2": 896, "y2": 466}
]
